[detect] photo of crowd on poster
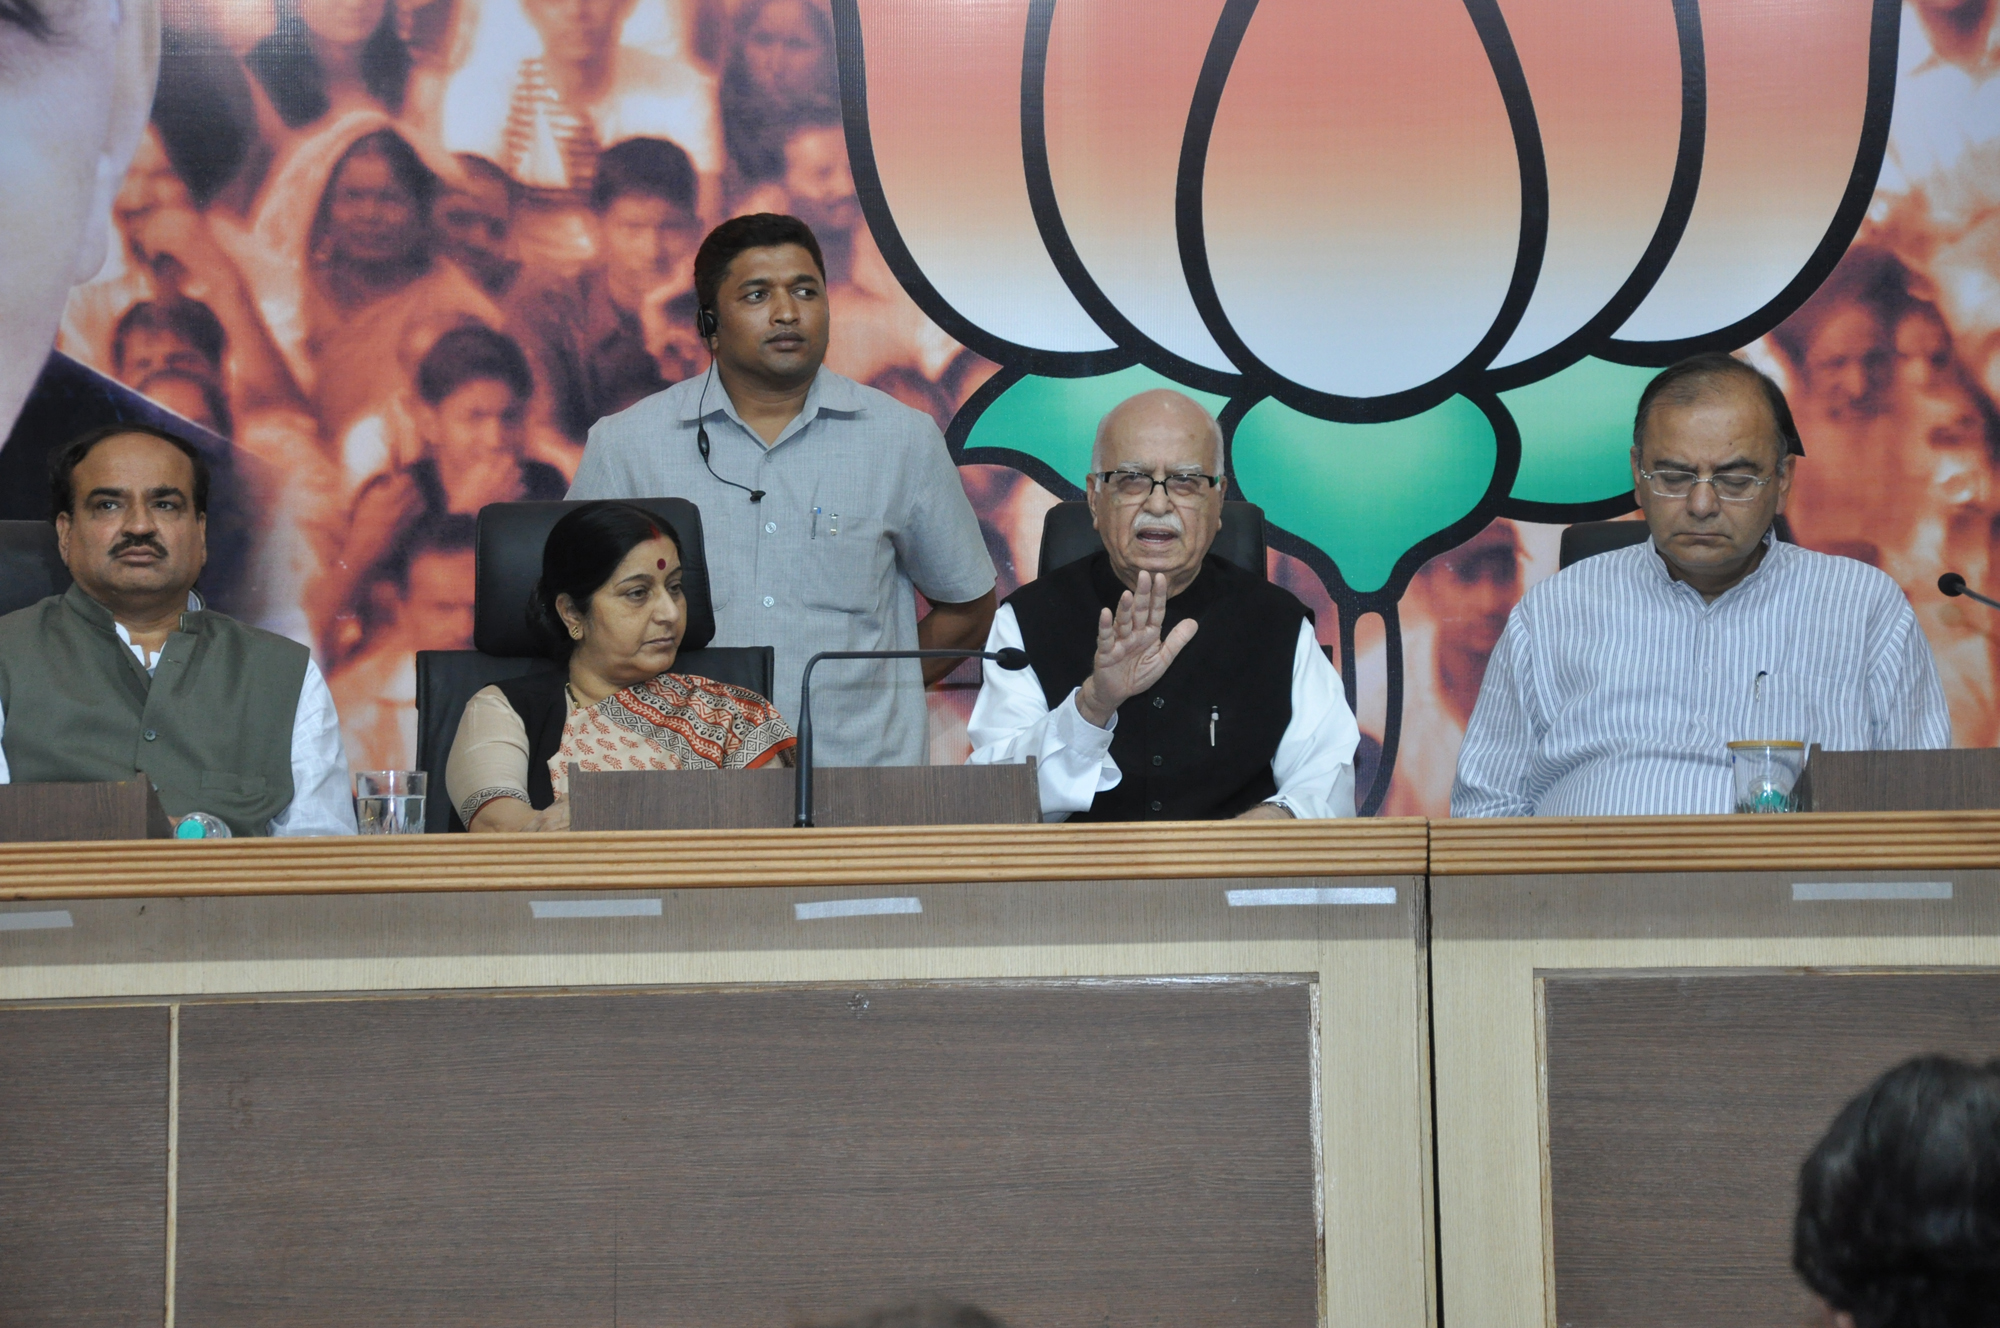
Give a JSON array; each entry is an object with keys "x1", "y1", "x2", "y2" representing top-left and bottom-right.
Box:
[
  {"x1": 13, "y1": 0, "x2": 2000, "y2": 808},
  {"x1": 42, "y1": 0, "x2": 1008, "y2": 772}
]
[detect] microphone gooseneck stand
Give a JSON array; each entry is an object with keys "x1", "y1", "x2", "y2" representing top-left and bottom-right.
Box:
[{"x1": 794, "y1": 647, "x2": 1031, "y2": 827}]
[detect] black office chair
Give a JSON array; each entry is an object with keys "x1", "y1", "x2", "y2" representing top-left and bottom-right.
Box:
[
  {"x1": 1556, "y1": 520, "x2": 1650, "y2": 570},
  {"x1": 1559, "y1": 514, "x2": 1798, "y2": 570},
  {"x1": 1036, "y1": 500, "x2": 1270, "y2": 579},
  {"x1": 414, "y1": 497, "x2": 775, "y2": 832},
  {"x1": 0, "y1": 521, "x2": 71, "y2": 616}
]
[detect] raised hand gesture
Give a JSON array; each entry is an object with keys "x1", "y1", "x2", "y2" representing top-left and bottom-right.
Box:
[{"x1": 1075, "y1": 570, "x2": 1199, "y2": 727}]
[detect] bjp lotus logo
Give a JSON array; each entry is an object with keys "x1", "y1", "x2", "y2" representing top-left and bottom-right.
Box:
[{"x1": 832, "y1": 0, "x2": 1897, "y2": 595}]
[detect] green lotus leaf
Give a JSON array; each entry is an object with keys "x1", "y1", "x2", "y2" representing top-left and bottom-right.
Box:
[
  {"x1": 1499, "y1": 357, "x2": 1653, "y2": 506},
  {"x1": 1230, "y1": 396, "x2": 1497, "y2": 594},
  {"x1": 961, "y1": 366, "x2": 1229, "y2": 489}
]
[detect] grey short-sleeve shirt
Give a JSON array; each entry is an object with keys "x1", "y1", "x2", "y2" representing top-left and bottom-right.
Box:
[{"x1": 567, "y1": 367, "x2": 996, "y2": 766}]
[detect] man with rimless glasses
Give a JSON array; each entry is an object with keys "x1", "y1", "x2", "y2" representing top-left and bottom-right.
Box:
[
  {"x1": 967, "y1": 389, "x2": 1360, "y2": 821},
  {"x1": 1453, "y1": 352, "x2": 1949, "y2": 818}
]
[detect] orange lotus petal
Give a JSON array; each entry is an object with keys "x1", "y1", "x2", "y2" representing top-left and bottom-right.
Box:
[
  {"x1": 1615, "y1": 0, "x2": 1879, "y2": 342},
  {"x1": 851, "y1": 0, "x2": 1113, "y2": 354},
  {"x1": 1491, "y1": 0, "x2": 1686, "y2": 368},
  {"x1": 1041, "y1": 0, "x2": 1235, "y2": 375},
  {"x1": 1196, "y1": 0, "x2": 1523, "y2": 399}
]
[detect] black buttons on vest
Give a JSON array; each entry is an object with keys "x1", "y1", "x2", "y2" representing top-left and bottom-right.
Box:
[
  {"x1": 143, "y1": 729, "x2": 157, "y2": 742},
  {"x1": 1151, "y1": 755, "x2": 1163, "y2": 766},
  {"x1": 1149, "y1": 800, "x2": 1162, "y2": 812},
  {"x1": 1152, "y1": 696, "x2": 1165, "y2": 709}
]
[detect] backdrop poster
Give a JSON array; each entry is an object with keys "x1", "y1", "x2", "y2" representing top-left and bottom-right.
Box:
[{"x1": 14, "y1": 0, "x2": 2000, "y2": 814}]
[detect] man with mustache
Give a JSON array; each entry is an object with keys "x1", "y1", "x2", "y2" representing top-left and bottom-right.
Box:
[
  {"x1": 0, "y1": 0, "x2": 249, "y2": 611},
  {"x1": 967, "y1": 389, "x2": 1360, "y2": 820},
  {"x1": 0, "y1": 427, "x2": 356, "y2": 836},
  {"x1": 567, "y1": 213, "x2": 996, "y2": 766}
]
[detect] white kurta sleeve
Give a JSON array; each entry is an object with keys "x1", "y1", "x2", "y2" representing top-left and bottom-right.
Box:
[
  {"x1": 268, "y1": 660, "x2": 359, "y2": 837},
  {"x1": 1263, "y1": 620, "x2": 1360, "y2": 819},
  {"x1": 965, "y1": 604, "x2": 1121, "y2": 821}
]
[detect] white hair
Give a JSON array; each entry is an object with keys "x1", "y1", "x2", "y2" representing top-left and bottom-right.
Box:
[{"x1": 1090, "y1": 390, "x2": 1225, "y2": 474}]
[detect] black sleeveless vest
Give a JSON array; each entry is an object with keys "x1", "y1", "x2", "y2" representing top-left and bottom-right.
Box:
[{"x1": 1006, "y1": 553, "x2": 1307, "y2": 821}]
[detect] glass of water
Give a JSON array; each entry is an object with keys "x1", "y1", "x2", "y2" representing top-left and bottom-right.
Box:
[
  {"x1": 1727, "y1": 741, "x2": 1805, "y2": 813},
  {"x1": 354, "y1": 770, "x2": 427, "y2": 834}
]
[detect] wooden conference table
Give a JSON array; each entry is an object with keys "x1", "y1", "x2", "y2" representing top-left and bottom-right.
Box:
[
  {"x1": 3, "y1": 813, "x2": 1998, "y2": 1328},
  {"x1": 1430, "y1": 811, "x2": 2000, "y2": 1328},
  {"x1": 0, "y1": 820, "x2": 1434, "y2": 1328}
]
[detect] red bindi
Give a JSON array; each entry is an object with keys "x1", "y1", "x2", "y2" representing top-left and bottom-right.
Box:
[{"x1": 657, "y1": 558, "x2": 667, "y2": 569}]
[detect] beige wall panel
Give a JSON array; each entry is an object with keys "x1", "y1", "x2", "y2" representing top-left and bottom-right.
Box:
[{"x1": 1432, "y1": 868, "x2": 2000, "y2": 1328}]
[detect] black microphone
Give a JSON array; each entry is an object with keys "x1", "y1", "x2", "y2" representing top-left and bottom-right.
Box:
[
  {"x1": 1938, "y1": 572, "x2": 2000, "y2": 612},
  {"x1": 794, "y1": 647, "x2": 1032, "y2": 827}
]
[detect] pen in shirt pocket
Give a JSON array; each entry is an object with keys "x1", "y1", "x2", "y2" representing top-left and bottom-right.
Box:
[{"x1": 811, "y1": 505, "x2": 821, "y2": 539}]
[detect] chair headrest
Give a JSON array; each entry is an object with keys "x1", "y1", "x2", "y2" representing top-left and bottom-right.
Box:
[
  {"x1": 1556, "y1": 520, "x2": 1651, "y2": 570},
  {"x1": 475, "y1": 498, "x2": 717, "y2": 657},
  {"x1": 0, "y1": 521, "x2": 71, "y2": 617},
  {"x1": 1037, "y1": 500, "x2": 1269, "y2": 580}
]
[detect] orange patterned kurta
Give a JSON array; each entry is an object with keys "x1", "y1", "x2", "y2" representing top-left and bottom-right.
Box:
[{"x1": 548, "y1": 672, "x2": 795, "y2": 800}]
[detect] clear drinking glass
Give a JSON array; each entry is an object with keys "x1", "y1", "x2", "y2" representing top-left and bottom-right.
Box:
[
  {"x1": 1727, "y1": 741, "x2": 1805, "y2": 813},
  {"x1": 354, "y1": 770, "x2": 427, "y2": 834}
]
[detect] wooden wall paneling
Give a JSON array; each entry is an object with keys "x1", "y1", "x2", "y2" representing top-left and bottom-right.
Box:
[
  {"x1": 0, "y1": 1004, "x2": 169, "y2": 1327},
  {"x1": 1429, "y1": 810, "x2": 2000, "y2": 876},
  {"x1": 0, "y1": 819, "x2": 1429, "y2": 900},
  {"x1": 0, "y1": 780, "x2": 169, "y2": 842},
  {"x1": 1430, "y1": 868, "x2": 2000, "y2": 1328},
  {"x1": 0, "y1": 872, "x2": 1434, "y2": 1328},
  {"x1": 569, "y1": 764, "x2": 1040, "y2": 830},
  {"x1": 173, "y1": 982, "x2": 1316, "y2": 1328},
  {"x1": 1795, "y1": 747, "x2": 2000, "y2": 811},
  {"x1": 1541, "y1": 972, "x2": 2000, "y2": 1328}
]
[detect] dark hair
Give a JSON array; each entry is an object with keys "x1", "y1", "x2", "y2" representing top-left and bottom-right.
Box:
[
  {"x1": 246, "y1": 0, "x2": 411, "y2": 129},
  {"x1": 113, "y1": 300, "x2": 227, "y2": 377},
  {"x1": 1633, "y1": 351, "x2": 1804, "y2": 459},
  {"x1": 719, "y1": 0, "x2": 840, "y2": 183},
  {"x1": 452, "y1": 152, "x2": 520, "y2": 205},
  {"x1": 152, "y1": 22, "x2": 259, "y2": 206},
  {"x1": 49, "y1": 424, "x2": 213, "y2": 520},
  {"x1": 591, "y1": 137, "x2": 698, "y2": 215},
  {"x1": 313, "y1": 129, "x2": 438, "y2": 262},
  {"x1": 335, "y1": 128, "x2": 437, "y2": 211},
  {"x1": 416, "y1": 324, "x2": 534, "y2": 406},
  {"x1": 137, "y1": 369, "x2": 236, "y2": 441},
  {"x1": 382, "y1": 512, "x2": 477, "y2": 594},
  {"x1": 0, "y1": 0, "x2": 51, "y2": 37},
  {"x1": 529, "y1": 502, "x2": 683, "y2": 659},
  {"x1": 693, "y1": 213, "x2": 826, "y2": 323},
  {"x1": 1771, "y1": 245, "x2": 1919, "y2": 371},
  {"x1": 1795, "y1": 1055, "x2": 2000, "y2": 1328},
  {"x1": 807, "y1": 1300, "x2": 1007, "y2": 1328}
]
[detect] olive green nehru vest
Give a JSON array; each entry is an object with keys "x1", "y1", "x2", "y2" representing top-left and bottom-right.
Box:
[{"x1": 0, "y1": 585, "x2": 307, "y2": 837}]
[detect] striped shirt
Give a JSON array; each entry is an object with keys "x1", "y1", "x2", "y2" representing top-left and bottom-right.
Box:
[{"x1": 1450, "y1": 535, "x2": 1951, "y2": 817}]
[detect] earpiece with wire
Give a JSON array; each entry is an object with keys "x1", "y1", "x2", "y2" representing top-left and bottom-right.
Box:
[{"x1": 693, "y1": 309, "x2": 764, "y2": 503}]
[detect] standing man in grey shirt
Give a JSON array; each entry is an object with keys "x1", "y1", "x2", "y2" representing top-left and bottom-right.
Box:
[{"x1": 566, "y1": 213, "x2": 996, "y2": 766}]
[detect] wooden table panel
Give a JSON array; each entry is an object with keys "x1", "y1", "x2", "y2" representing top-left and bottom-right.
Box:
[
  {"x1": 1543, "y1": 972, "x2": 2000, "y2": 1328},
  {"x1": 0, "y1": 1005, "x2": 168, "y2": 1327},
  {"x1": 174, "y1": 981, "x2": 1319, "y2": 1328},
  {"x1": 1431, "y1": 861, "x2": 2000, "y2": 1328}
]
